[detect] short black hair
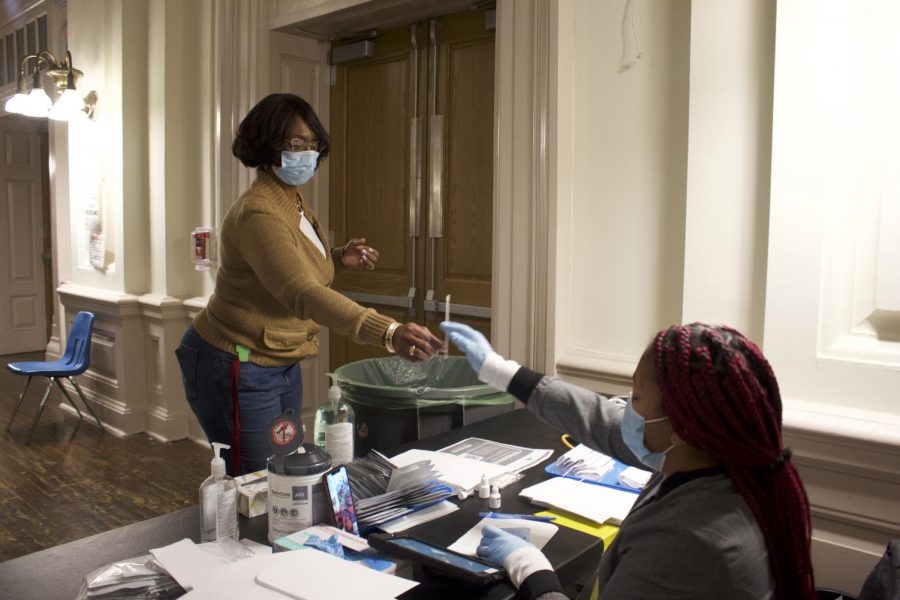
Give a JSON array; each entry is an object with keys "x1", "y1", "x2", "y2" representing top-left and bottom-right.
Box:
[{"x1": 231, "y1": 93, "x2": 330, "y2": 168}]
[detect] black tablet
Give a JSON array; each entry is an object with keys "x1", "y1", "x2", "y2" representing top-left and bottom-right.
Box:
[{"x1": 367, "y1": 533, "x2": 506, "y2": 587}]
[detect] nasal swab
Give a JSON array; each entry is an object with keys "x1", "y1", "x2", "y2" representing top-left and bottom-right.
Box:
[{"x1": 444, "y1": 294, "x2": 450, "y2": 353}]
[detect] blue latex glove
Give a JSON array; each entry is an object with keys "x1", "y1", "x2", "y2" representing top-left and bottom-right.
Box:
[
  {"x1": 440, "y1": 321, "x2": 495, "y2": 374},
  {"x1": 476, "y1": 525, "x2": 533, "y2": 567}
]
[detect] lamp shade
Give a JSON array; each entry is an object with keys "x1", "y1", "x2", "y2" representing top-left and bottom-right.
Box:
[
  {"x1": 48, "y1": 89, "x2": 85, "y2": 121},
  {"x1": 20, "y1": 87, "x2": 52, "y2": 117},
  {"x1": 4, "y1": 92, "x2": 29, "y2": 115}
]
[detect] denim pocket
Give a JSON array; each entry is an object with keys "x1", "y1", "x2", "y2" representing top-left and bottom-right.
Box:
[{"x1": 175, "y1": 345, "x2": 200, "y2": 401}]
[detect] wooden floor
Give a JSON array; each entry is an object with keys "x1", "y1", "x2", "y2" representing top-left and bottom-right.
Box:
[{"x1": 0, "y1": 352, "x2": 210, "y2": 562}]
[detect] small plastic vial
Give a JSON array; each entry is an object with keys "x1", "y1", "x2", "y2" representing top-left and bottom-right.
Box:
[
  {"x1": 488, "y1": 485, "x2": 501, "y2": 509},
  {"x1": 478, "y1": 475, "x2": 490, "y2": 499}
]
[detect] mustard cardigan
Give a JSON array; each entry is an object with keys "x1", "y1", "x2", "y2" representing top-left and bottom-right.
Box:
[{"x1": 193, "y1": 170, "x2": 394, "y2": 366}]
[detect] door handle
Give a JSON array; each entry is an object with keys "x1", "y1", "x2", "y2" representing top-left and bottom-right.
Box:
[
  {"x1": 427, "y1": 18, "x2": 443, "y2": 298},
  {"x1": 409, "y1": 24, "x2": 422, "y2": 239},
  {"x1": 409, "y1": 23, "x2": 423, "y2": 319},
  {"x1": 342, "y1": 289, "x2": 416, "y2": 311},
  {"x1": 428, "y1": 19, "x2": 443, "y2": 242},
  {"x1": 424, "y1": 289, "x2": 491, "y2": 319}
]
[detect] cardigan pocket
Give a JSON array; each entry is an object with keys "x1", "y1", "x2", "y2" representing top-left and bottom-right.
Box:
[{"x1": 263, "y1": 326, "x2": 308, "y2": 351}]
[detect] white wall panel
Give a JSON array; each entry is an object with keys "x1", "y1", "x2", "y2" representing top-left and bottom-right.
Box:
[{"x1": 556, "y1": 0, "x2": 690, "y2": 388}]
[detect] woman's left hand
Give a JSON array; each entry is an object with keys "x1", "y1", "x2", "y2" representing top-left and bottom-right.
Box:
[{"x1": 341, "y1": 238, "x2": 380, "y2": 270}]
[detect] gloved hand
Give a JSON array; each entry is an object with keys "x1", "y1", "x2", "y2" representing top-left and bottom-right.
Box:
[
  {"x1": 477, "y1": 525, "x2": 553, "y2": 588},
  {"x1": 440, "y1": 321, "x2": 495, "y2": 373},
  {"x1": 476, "y1": 525, "x2": 533, "y2": 566}
]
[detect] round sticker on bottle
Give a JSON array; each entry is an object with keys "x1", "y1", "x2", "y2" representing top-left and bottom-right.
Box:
[{"x1": 265, "y1": 409, "x2": 304, "y2": 456}]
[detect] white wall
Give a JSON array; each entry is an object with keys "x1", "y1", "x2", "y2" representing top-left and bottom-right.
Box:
[
  {"x1": 554, "y1": 0, "x2": 691, "y2": 392},
  {"x1": 766, "y1": 0, "x2": 900, "y2": 590},
  {"x1": 550, "y1": 0, "x2": 900, "y2": 591},
  {"x1": 52, "y1": 0, "x2": 222, "y2": 440}
]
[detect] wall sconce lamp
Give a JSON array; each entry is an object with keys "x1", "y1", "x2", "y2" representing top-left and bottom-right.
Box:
[{"x1": 4, "y1": 50, "x2": 94, "y2": 121}]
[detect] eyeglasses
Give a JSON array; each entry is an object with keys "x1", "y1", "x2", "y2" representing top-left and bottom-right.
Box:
[{"x1": 284, "y1": 136, "x2": 320, "y2": 152}]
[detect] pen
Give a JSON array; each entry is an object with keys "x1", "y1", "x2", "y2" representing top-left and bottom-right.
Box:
[{"x1": 479, "y1": 512, "x2": 555, "y2": 522}]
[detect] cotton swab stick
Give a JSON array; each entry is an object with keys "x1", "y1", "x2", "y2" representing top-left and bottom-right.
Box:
[{"x1": 444, "y1": 294, "x2": 450, "y2": 353}]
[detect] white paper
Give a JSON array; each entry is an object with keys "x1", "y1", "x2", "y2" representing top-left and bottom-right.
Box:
[
  {"x1": 519, "y1": 477, "x2": 639, "y2": 525},
  {"x1": 389, "y1": 448, "x2": 509, "y2": 491},
  {"x1": 89, "y1": 232, "x2": 107, "y2": 271},
  {"x1": 150, "y1": 538, "x2": 230, "y2": 591},
  {"x1": 240, "y1": 539, "x2": 272, "y2": 556},
  {"x1": 447, "y1": 517, "x2": 558, "y2": 556},
  {"x1": 618, "y1": 466, "x2": 653, "y2": 489},
  {"x1": 379, "y1": 500, "x2": 459, "y2": 534},
  {"x1": 551, "y1": 444, "x2": 615, "y2": 480},
  {"x1": 180, "y1": 554, "x2": 298, "y2": 599},
  {"x1": 254, "y1": 549, "x2": 418, "y2": 600},
  {"x1": 438, "y1": 437, "x2": 553, "y2": 473}
]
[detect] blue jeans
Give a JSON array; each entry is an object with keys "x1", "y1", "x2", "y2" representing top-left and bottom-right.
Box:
[{"x1": 175, "y1": 325, "x2": 302, "y2": 475}]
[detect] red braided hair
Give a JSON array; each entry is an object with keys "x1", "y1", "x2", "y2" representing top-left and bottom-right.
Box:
[{"x1": 654, "y1": 323, "x2": 814, "y2": 600}]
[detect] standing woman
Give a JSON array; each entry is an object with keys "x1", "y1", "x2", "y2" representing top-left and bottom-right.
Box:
[
  {"x1": 442, "y1": 321, "x2": 815, "y2": 600},
  {"x1": 177, "y1": 93, "x2": 443, "y2": 475}
]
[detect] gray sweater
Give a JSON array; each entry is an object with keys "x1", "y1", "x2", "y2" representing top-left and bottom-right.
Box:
[{"x1": 508, "y1": 370, "x2": 775, "y2": 600}]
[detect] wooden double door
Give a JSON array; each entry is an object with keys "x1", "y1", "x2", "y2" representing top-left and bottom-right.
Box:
[{"x1": 328, "y1": 9, "x2": 495, "y2": 368}]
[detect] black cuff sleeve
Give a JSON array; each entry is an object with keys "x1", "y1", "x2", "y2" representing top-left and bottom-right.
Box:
[
  {"x1": 518, "y1": 569, "x2": 565, "y2": 599},
  {"x1": 508, "y1": 367, "x2": 545, "y2": 404}
]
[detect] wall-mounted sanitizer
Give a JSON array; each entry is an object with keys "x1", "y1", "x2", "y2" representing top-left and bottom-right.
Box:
[{"x1": 191, "y1": 227, "x2": 217, "y2": 270}]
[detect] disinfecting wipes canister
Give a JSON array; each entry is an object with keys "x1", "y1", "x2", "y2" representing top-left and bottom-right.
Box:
[{"x1": 267, "y1": 443, "x2": 332, "y2": 542}]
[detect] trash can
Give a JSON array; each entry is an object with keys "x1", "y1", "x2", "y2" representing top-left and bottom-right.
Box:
[{"x1": 333, "y1": 356, "x2": 515, "y2": 456}]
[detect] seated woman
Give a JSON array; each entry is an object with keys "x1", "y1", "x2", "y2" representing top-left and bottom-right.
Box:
[{"x1": 441, "y1": 321, "x2": 815, "y2": 600}]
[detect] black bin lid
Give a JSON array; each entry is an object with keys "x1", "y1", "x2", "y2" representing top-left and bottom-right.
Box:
[{"x1": 268, "y1": 443, "x2": 331, "y2": 476}]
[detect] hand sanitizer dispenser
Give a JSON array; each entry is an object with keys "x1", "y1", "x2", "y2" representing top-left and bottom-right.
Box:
[
  {"x1": 314, "y1": 373, "x2": 355, "y2": 465},
  {"x1": 200, "y1": 442, "x2": 238, "y2": 542}
]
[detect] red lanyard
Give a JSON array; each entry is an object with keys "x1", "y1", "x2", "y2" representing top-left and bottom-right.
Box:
[{"x1": 230, "y1": 357, "x2": 242, "y2": 475}]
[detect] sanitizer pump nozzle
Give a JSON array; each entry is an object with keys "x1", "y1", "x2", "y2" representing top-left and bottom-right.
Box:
[
  {"x1": 210, "y1": 442, "x2": 228, "y2": 478},
  {"x1": 200, "y1": 442, "x2": 238, "y2": 542},
  {"x1": 328, "y1": 373, "x2": 340, "y2": 410},
  {"x1": 314, "y1": 373, "x2": 355, "y2": 466}
]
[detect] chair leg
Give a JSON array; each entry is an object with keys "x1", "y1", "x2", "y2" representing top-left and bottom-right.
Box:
[
  {"x1": 70, "y1": 378, "x2": 105, "y2": 432},
  {"x1": 55, "y1": 378, "x2": 84, "y2": 420},
  {"x1": 26, "y1": 378, "x2": 55, "y2": 445},
  {"x1": 6, "y1": 376, "x2": 33, "y2": 433}
]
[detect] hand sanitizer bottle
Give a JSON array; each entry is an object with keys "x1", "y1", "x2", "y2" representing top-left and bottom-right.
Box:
[
  {"x1": 200, "y1": 442, "x2": 239, "y2": 543},
  {"x1": 314, "y1": 373, "x2": 355, "y2": 465}
]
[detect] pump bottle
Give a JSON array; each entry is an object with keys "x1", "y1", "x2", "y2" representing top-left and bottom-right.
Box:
[
  {"x1": 314, "y1": 373, "x2": 355, "y2": 465},
  {"x1": 200, "y1": 442, "x2": 239, "y2": 543}
]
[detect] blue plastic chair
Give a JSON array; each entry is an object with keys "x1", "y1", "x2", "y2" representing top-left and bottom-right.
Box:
[{"x1": 5, "y1": 311, "x2": 105, "y2": 444}]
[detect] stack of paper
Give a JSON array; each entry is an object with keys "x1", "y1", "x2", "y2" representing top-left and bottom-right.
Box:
[
  {"x1": 389, "y1": 448, "x2": 510, "y2": 491},
  {"x1": 177, "y1": 548, "x2": 418, "y2": 600},
  {"x1": 345, "y1": 450, "x2": 395, "y2": 499},
  {"x1": 519, "y1": 477, "x2": 639, "y2": 525},
  {"x1": 437, "y1": 438, "x2": 553, "y2": 473},
  {"x1": 344, "y1": 450, "x2": 454, "y2": 531},
  {"x1": 547, "y1": 444, "x2": 615, "y2": 482},
  {"x1": 356, "y1": 481, "x2": 454, "y2": 530}
]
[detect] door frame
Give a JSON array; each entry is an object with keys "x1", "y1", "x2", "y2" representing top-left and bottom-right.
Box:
[{"x1": 221, "y1": 0, "x2": 555, "y2": 374}]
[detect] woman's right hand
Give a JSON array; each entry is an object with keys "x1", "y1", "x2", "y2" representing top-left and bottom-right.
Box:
[{"x1": 393, "y1": 323, "x2": 446, "y2": 362}]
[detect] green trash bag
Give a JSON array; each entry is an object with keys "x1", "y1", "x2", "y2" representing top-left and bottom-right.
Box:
[{"x1": 333, "y1": 356, "x2": 514, "y2": 409}]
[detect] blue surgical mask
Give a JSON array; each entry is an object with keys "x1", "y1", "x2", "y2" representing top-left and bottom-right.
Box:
[
  {"x1": 273, "y1": 150, "x2": 319, "y2": 186},
  {"x1": 621, "y1": 393, "x2": 674, "y2": 472}
]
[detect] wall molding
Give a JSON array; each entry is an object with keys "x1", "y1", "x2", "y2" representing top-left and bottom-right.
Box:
[
  {"x1": 57, "y1": 283, "x2": 148, "y2": 435},
  {"x1": 139, "y1": 294, "x2": 190, "y2": 441}
]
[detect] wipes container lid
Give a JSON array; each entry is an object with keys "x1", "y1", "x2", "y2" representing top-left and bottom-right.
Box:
[{"x1": 268, "y1": 443, "x2": 331, "y2": 476}]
